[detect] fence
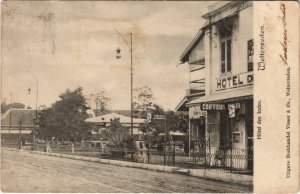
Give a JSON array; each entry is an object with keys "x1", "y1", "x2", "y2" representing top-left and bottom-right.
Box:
[
  {"x1": 33, "y1": 143, "x2": 188, "y2": 166},
  {"x1": 190, "y1": 143, "x2": 253, "y2": 175},
  {"x1": 2, "y1": 141, "x2": 253, "y2": 175},
  {"x1": 1, "y1": 140, "x2": 20, "y2": 148}
]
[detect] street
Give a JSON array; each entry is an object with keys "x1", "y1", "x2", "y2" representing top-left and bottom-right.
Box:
[{"x1": 1, "y1": 149, "x2": 252, "y2": 193}]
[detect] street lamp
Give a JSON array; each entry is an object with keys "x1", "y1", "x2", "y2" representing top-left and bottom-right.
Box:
[
  {"x1": 115, "y1": 32, "x2": 134, "y2": 156},
  {"x1": 116, "y1": 48, "x2": 122, "y2": 59}
]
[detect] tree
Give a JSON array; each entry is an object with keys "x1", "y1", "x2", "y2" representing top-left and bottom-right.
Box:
[
  {"x1": 37, "y1": 87, "x2": 92, "y2": 141},
  {"x1": 101, "y1": 118, "x2": 136, "y2": 157},
  {"x1": 133, "y1": 86, "x2": 154, "y2": 118},
  {"x1": 102, "y1": 118, "x2": 129, "y2": 148},
  {"x1": 140, "y1": 104, "x2": 189, "y2": 149},
  {"x1": 89, "y1": 88, "x2": 111, "y2": 116},
  {"x1": 141, "y1": 104, "x2": 188, "y2": 134}
]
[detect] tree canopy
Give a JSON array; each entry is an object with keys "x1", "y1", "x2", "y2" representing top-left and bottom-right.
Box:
[
  {"x1": 37, "y1": 87, "x2": 92, "y2": 141},
  {"x1": 89, "y1": 88, "x2": 111, "y2": 116},
  {"x1": 133, "y1": 86, "x2": 188, "y2": 138},
  {"x1": 133, "y1": 86, "x2": 154, "y2": 118},
  {"x1": 140, "y1": 104, "x2": 188, "y2": 134}
]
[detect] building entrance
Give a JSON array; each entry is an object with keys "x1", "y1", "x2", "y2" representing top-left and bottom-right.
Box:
[{"x1": 190, "y1": 118, "x2": 206, "y2": 164}]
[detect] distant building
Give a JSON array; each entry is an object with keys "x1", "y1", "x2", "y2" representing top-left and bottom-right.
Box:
[
  {"x1": 86, "y1": 112, "x2": 146, "y2": 149},
  {"x1": 1, "y1": 108, "x2": 38, "y2": 142},
  {"x1": 93, "y1": 109, "x2": 142, "y2": 118},
  {"x1": 176, "y1": 1, "x2": 253, "y2": 171}
]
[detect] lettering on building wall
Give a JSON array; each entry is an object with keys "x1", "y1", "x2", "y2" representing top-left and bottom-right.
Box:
[
  {"x1": 189, "y1": 106, "x2": 207, "y2": 119},
  {"x1": 216, "y1": 72, "x2": 254, "y2": 91},
  {"x1": 201, "y1": 103, "x2": 226, "y2": 110}
]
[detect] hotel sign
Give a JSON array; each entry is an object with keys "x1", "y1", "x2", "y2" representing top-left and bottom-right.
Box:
[
  {"x1": 216, "y1": 72, "x2": 254, "y2": 91},
  {"x1": 189, "y1": 106, "x2": 207, "y2": 119}
]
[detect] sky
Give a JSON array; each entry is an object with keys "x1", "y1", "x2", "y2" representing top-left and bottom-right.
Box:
[{"x1": 2, "y1": 1, "x2": 214, "y2": 111}]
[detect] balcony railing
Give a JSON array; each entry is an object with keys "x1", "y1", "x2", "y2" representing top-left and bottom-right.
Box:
[{"x1": 187, "y1": 79, "x2": 205, "y2": 96}]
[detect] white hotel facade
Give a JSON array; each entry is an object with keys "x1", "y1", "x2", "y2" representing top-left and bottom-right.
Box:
[{"x1": 176, "y1": 1, "x2": 253, "y2": 171}]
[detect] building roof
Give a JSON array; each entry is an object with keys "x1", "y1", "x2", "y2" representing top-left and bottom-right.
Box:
[
  {"x1": 202, "y1": 1, "x2": 237, "y2": 19},
  {"x1": 86, "y1": 112, "x2": 145, "y2": 124},
  {"x1": 175, "y1": 97, "x2": 189, "y2": 112},
  {"x1": 180, "y1": 1, "x2": 250, "y2": 63},
  {"x1": 175, "y1": 92, "x2": 206, "y2": 111},
  {"x1": 1, "y1": 109, "x2": 37, "y2": 127},
  {"x1": 180, "y1": 28, "x2": 205, "y2": 63},
  {"x1": 93, "y1": 110, "x2": 142, "y2": 118}
]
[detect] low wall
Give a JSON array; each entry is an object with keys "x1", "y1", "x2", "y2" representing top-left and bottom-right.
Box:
[{"x1": 30, "y1": 150, "x2": 180, "y2": 173}]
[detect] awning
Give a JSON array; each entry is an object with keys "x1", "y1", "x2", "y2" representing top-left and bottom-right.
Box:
[
  {"x1": 175, "y1": 97, "x2": 188, "y2": 112},
  {"x1": 187, "y1": 87, "x2": 253, "y2": 106}
]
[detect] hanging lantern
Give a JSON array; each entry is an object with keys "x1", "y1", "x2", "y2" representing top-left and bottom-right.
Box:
[
  {"x1": 116, "y1": 47, "x2": 122, "y2": 59},
  {"x1": 27, "y1": 88, "x2": 31, "y2": 95}
]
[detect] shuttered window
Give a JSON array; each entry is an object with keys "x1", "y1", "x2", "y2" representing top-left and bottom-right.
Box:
[{"x1": 247, "y1": 39, "x2": 254, "y2": 72}]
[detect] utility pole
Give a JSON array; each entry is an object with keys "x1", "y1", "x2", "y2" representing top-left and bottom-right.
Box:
[
  {"x1": 116, "y1": 31, "x2": 134, "y2": 159},
  {"x1": 130, "y1": 33, "x2": 133, "y2": 140},
  {"x1": 8, "y1": 93, "x2": 12, "y2": 140},
  {"x1": 33, "y1": 80, "x2": 38, "y2": 150},
  {"x1": 19, "y1": 120, "x2": 22, "y2": 149},
  {"x1": 28, "y1": 80, "x2": 38, "y2": 150}
]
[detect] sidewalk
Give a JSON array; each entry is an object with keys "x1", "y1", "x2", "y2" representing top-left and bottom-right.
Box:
[{"x1": 3, "y1": 147, "x2": 253, "y2": 186}]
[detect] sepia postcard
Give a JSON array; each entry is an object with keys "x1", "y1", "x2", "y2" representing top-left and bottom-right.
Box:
[{"x1": 1, "y1": 1, "x2": 299, "y2": 193}]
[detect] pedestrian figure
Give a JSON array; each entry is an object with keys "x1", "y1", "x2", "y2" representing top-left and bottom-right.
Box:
[
  {"x1": 72, "y1": 143, "x2": 75, "y2": 154},
  {"x1": 46, "y1": 140, "x2": 52, "y2": 153},
  {"x1": 19, "y1": 140, "x2": 22, "y2": 150}
]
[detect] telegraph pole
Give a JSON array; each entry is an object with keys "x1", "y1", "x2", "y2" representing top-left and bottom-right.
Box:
[
  {"x1": 33, "y1": 80, "x2": 38, "y2": 150},
  {"x1": 116, "y1": 31, "x2": 134, "y2": 159},
  {"x1": 8, "y1": 93, "x2": 12, "y2": 140},
  {"x1": 29, "y1": 80, "x2": 38, "y2": 150},
  {"x1": 19, "y1": 120, "x2": 22, "y2": 149},
  {"x1": 130, "y1": 33, "x2": 133, "y2": 139}
]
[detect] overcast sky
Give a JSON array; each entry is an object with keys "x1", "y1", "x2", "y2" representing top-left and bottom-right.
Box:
[{"x1": 2, "y1": 1, "x2": 214, "y2": 111}]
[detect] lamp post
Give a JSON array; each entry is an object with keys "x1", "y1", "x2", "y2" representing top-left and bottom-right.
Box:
[
  {"x1": 8, "y1": 93, "x2": 13, "y2": 140},
  {"x1": 28, "y1": 80, "x2": 38, "y2": 150},
  {"x1": 115, "y1": 32, "x2": 134, "y2": 158},
  {"x1": 18, "y1": 111, "x2": 35, "y2": 149},
  {"x1": 35, "y1": 81, "x2": 38, "y2": 150}
]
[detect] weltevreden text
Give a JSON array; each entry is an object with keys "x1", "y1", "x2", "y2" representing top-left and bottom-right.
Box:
[{"x1": 257, "y1": 25, "x2": 265, "y2": 71}]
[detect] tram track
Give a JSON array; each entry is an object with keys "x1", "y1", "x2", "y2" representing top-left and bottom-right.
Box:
[
  {"x1": 3, "y1": 150, "x2": 251, "y2": 193},
  {"x1": 3, "y1": 159, "x2": 128, "y2": 193}
]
